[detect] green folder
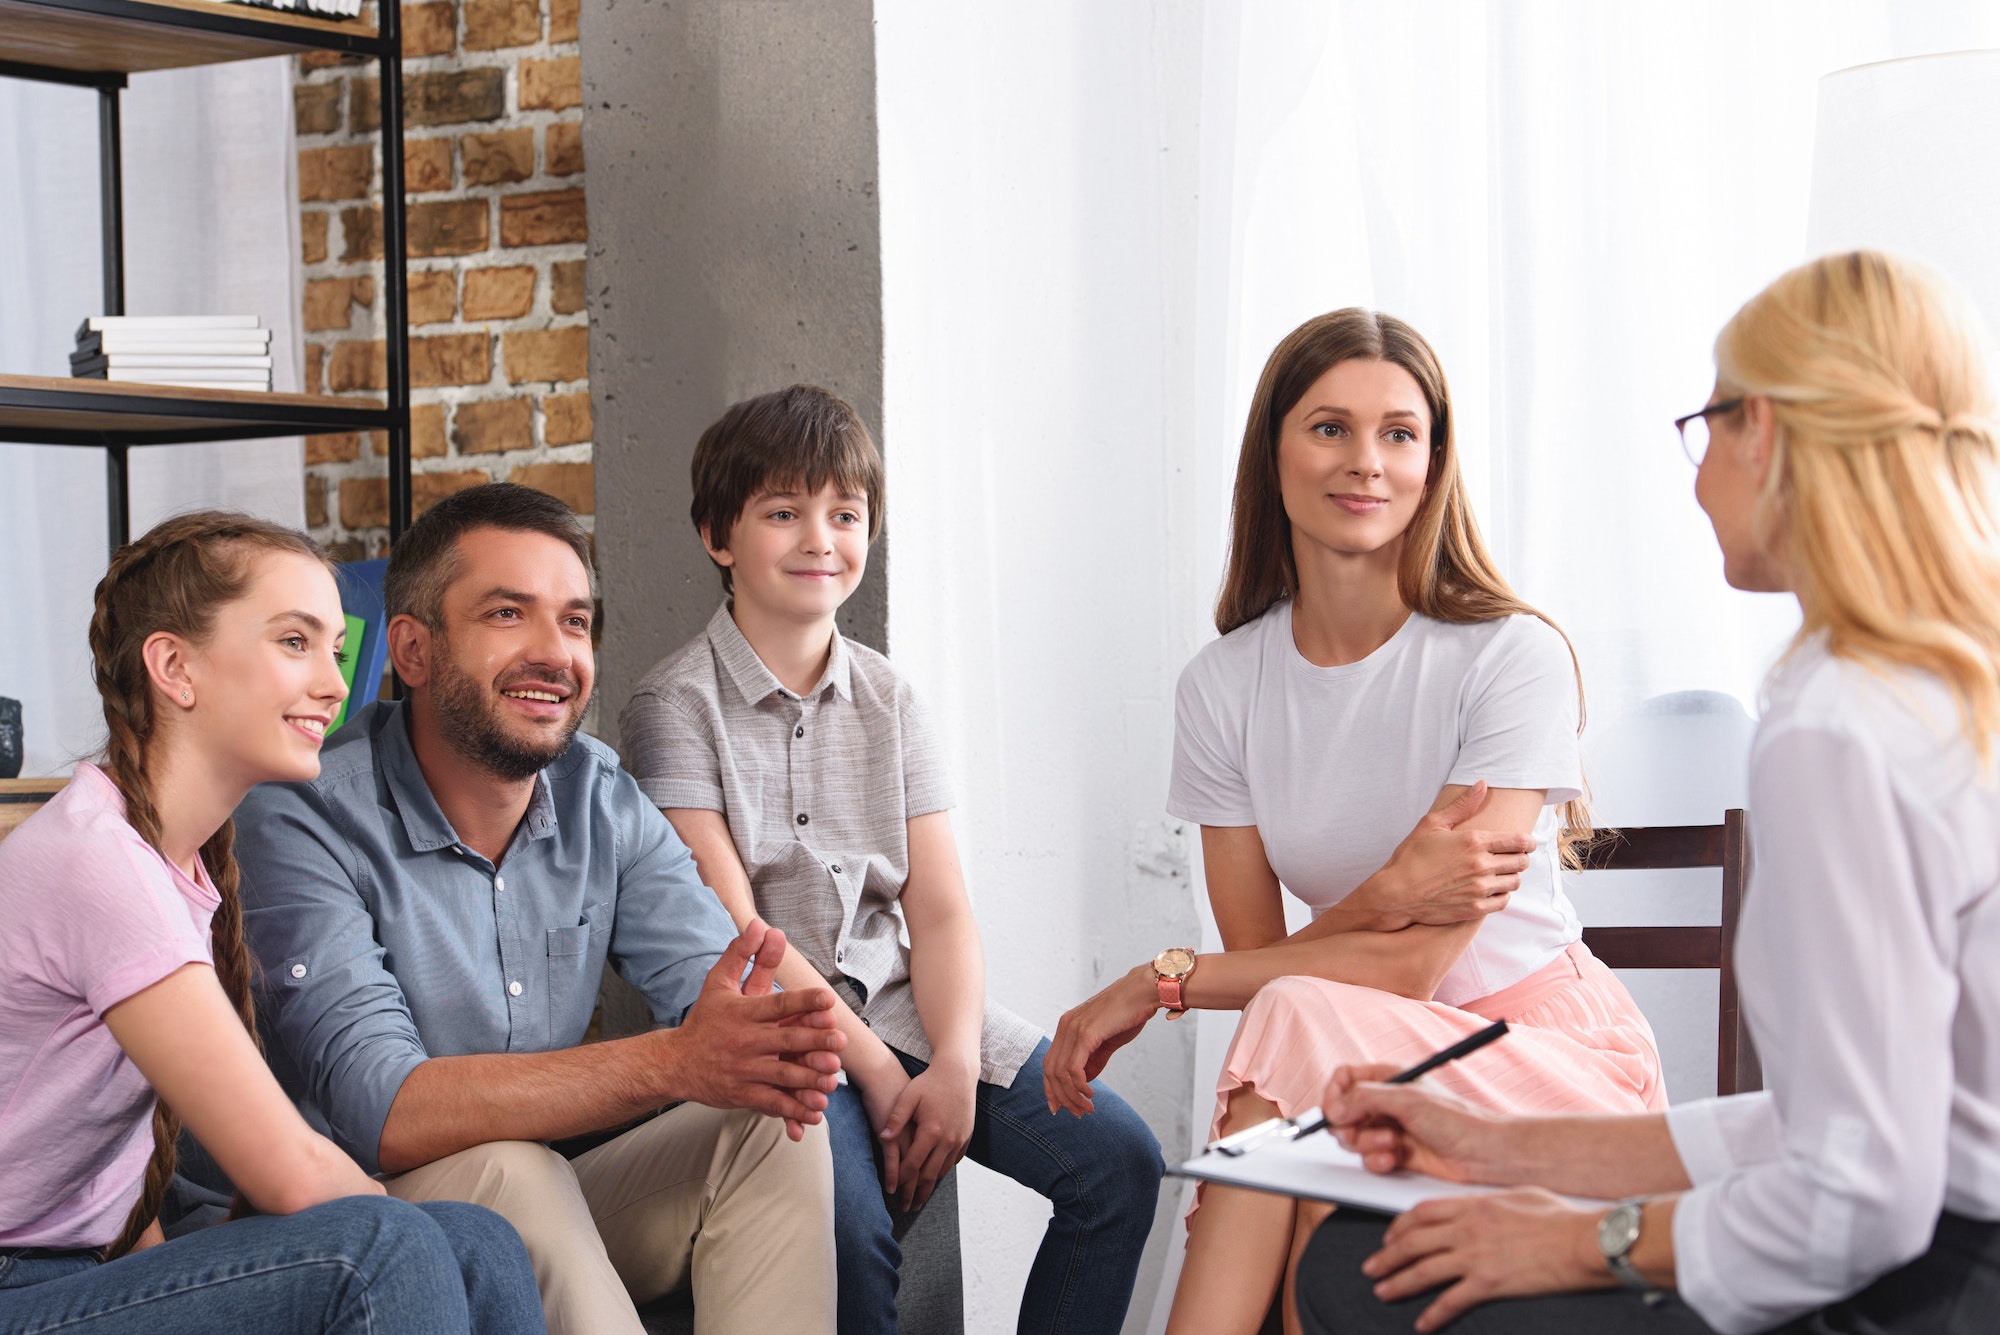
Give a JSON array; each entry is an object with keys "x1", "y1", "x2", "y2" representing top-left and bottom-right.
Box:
[{"x1": 330, "y1": 612, "x2": 367, "y2": 733}]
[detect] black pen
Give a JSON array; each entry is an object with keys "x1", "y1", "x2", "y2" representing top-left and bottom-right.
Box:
[
  {"x1": 1386, "y1": 1017, "x2": 1510, "y2": 1084},
  {"x1": 1206, "y1": 1018, "x2": 1510, "y2": 1154}
]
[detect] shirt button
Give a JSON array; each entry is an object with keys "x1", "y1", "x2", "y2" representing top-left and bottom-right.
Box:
[
  {"x1": 795, "y1": 725, "x2": 805, "y2": 739},
  {"x1": 508, "y1": 981, "x2": 523, "y2": 997},
  {"x1": 836, "y1": 948, "x2": 846, "y2": 964},
  {"x1": 290, "y1": 963, "x2": 307, "y2": 979},
  {"x1": 796, "y1": 812, "x2": 809, "y2": 826},
  {"x1": 494, "y1": 875, "x2": 505, "y2": 893},
  {"x1": 830, "y1": 863, "x2": 842, "y2": 874}
]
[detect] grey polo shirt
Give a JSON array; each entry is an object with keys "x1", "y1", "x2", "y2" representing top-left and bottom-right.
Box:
[
  {"x1": 234, "y1": 700, "x2": 736, "y2": 1173},
  {"x1": 619, "y1": 604, "x2": 1041, "y2": 1086}
]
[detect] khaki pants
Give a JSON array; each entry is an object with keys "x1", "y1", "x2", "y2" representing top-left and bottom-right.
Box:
[{"x1": 384, "y1": 1105, "x2": 836, "y2": 1335}]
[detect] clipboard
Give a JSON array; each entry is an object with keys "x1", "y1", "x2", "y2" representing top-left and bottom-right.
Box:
[{"x1": 1171, "y1": 1115, "x2": 1611, "y2": 1215}]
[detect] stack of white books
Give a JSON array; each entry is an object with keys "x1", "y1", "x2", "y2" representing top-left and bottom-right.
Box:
[
  {"x1": 71, "y1": 316, "x2": 273, "y2": 392},
  {"x1": 216, "y1": 0, "x2": 363, "y2": 17}
]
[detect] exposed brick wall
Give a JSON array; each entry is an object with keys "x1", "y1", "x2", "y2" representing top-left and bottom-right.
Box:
[{"x1": 296, "y1": 0, "x2": 592, "y2": 560}]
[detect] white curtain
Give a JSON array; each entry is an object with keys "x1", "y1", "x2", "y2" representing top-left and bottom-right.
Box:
[
  {"x1": 878, "y1": 4, "x2": 2000, "y2": 1332},
  {"x1": 0, "y1": 59, "x2": 305, "y2": 778}
]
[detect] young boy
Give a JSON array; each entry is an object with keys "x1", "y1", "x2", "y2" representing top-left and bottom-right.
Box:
[{"x1": 618, "y1": 385, "x2": 1163, "y2": 1334}]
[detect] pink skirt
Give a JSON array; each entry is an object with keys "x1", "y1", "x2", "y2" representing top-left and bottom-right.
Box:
[{"x1": 1203, "y1": 941, "x2": 1665, "y2": 1189}]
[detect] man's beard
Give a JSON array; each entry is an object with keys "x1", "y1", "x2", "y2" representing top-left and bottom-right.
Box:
[{"x1": 429, "y1": 645, "x2": 586, "y2": 782}]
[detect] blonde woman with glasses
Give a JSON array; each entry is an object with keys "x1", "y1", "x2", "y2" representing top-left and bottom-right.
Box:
[{"x1": 1294, "y1": 250, "x2": 2000, "y2": 1334}]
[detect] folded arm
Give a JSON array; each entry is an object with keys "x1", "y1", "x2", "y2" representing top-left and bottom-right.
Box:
[
  {"x1": 1197, "y1": 784, "x2": 1547, "y2": 1004},
  {"x1": 1045, "y1": 785, "x2": 1543, "y2": 1113}
]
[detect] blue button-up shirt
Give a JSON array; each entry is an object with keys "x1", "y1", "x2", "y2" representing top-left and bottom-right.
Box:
[{"x1": 235, "y1": 701, "x2": 735, "y2": 1172}]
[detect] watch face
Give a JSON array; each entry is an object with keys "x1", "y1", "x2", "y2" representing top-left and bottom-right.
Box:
[
  {"x1": 1599, "y1": 1203, "x2": 1642, "y2": 1257},
  {"x1": 1154, "y1": 947, "x2": 1196, "y2": 977}
]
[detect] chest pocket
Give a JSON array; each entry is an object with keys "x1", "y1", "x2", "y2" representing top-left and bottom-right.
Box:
[{"x1": 546, "y1": 919, "x2": 596, "y2": 1046}]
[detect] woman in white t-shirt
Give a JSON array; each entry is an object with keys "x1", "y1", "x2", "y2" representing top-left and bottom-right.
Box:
[{"x1": 1044, "y1": 309, "x2": 1663, "y2": 1333}]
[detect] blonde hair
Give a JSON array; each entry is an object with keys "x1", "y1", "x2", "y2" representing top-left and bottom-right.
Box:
[
  {"x1": 1216, "y1": 308, "x2": 1591, "y2": 861},
  {"x1": 1717, "y1": 250, "x2": 2000, "y2": 757}
]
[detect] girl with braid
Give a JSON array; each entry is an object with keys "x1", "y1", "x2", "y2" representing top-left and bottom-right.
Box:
[{"x1": 0, "y1": 512, "x2": 546, "y2": 1335}]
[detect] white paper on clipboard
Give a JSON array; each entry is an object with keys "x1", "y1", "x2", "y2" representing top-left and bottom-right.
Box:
[{"x1": 1172, "y1": 1135, "x2": 1612, "y2": 1214}]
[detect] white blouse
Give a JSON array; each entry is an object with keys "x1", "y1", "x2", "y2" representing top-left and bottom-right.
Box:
[{"x1": 1668, "y1": 639, "x2": 2000, "y2": 1333}]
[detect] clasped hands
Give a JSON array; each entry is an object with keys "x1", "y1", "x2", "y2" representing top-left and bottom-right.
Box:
[
  {"x1": 1042, "y1": 782, "x2": 1536, "y2": 1116},
  {"x1": 1324, "y1": 1065, "x2": 1618, "y2": 1332},
  {"x1": 673, "y1": 918, "x2": 846, "y2": 1140}
]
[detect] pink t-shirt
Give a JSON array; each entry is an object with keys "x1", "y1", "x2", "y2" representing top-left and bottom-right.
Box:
[{"x1": 0, "y1": 763, "x2": 218, "y2": 1248}]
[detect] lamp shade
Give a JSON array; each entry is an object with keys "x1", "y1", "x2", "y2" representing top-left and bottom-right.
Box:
[{"x1": 1808, "y1": 49, "x2": 2000, "y2": 336}]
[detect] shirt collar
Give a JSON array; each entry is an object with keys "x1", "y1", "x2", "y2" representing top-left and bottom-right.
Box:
[
  {"x1": 376, "y1": 700, "x2": 559, "y2": 854},
  {"x1": 706, "y1": 602, "x2": 852, "y2": 704}
]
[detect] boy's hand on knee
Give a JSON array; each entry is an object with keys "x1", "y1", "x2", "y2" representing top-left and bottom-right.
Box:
[
  {"x1": 854, "y1": 1061, "x2": 914, "y2": 1192},
  {"x1": 877, "y1": 1060, "x2": 976, "y2": 1211},
  {"x1": 669, "y1": 920, "x2": 847, "y2": 1128}
]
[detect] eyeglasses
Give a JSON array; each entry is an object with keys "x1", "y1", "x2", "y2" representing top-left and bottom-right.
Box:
[{"x1": 1673, "y1": 398, "x2": 1744, "y2": 467}]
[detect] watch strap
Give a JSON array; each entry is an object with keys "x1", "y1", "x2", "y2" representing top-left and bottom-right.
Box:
[{"x1": 1600, "y1": 1199, "x2": 1667, "y2": 1307}]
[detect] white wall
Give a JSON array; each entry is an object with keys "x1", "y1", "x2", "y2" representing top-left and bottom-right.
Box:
[{"x1": 875, "y1": 5, "x2": 1209, "y2": 1329}]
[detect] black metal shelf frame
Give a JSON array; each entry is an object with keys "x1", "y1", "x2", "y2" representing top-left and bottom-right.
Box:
[{"x1": 0, "y1": 0, "x2": 413, "y2": 553}]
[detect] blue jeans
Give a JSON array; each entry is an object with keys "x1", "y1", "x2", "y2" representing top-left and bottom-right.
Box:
[
  {"x1": 828, "y1": 1037, "x2": 1163, "y2": 1335},
  {"x1": 0, "y1": 1196, "x2": 545, "y2": 1335}
]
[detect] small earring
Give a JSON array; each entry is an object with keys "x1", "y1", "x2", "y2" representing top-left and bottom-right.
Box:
[{"x1": 181, "y1": 691, "x2": 191, "y2": 703}]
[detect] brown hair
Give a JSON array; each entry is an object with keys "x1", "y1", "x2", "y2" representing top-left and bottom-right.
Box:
[
  {"x1": 384, "y1": 481, "x2": 594, "y2": 632},
  {"x1": 1215, "y1": 308, "x2": 1591, "y2": 855},
  {"x1": 88, "y1": 510, "x2": 331, "y2": 1260},
  {"x1": 689, "y1": 384, "x2": 885, "y2": 593}
]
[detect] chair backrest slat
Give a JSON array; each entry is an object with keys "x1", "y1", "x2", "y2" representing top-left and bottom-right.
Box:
[
  {"x1": 1575, "y1": 809, "x2": 1759, "y2": 1096},
  {"x1": 1581, "y1": 925, "x2": 1721, "y2": 970}
]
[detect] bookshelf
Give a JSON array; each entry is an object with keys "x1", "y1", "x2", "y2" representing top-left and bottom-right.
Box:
[{"x1": 0, "y1": 0, "x2": 414, "y2": 554}]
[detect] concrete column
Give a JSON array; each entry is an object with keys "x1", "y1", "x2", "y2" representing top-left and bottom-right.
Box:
[{"x1": 581, "y1": 0, "x2": 886, "y2": 746}]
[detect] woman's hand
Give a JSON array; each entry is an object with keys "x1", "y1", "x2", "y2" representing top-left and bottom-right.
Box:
[
  {"x1": 1045, "y1": 966, "x2": 1159, "y2": 1115},
  {"x1": 876, "y1": 1056, "x2": 978, "y2": 1211},
  {"x1": 1350, "y1": 783, "x2": 1537, "y2": 931},
  {"x1": 1324, "y1": 1063, "x2": 1520, "y2": 1185},
  {"x1": 1362, "y1": 1189, "x2": 1612, "y2": 1332}
]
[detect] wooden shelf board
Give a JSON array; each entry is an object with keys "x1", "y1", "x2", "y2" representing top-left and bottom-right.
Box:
[
  {"x1": 0, "y1": 0, "x2": 379, "y2": 74},
  {"x1": 0, "y1": 778, "x2": 68, "y2": 842},
  {"x1": 0, "y1": 373, "x2": 389, "y2": 439}
]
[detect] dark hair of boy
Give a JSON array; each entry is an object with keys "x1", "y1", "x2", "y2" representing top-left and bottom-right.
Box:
[
  {"x1": 688, "y1": 384, "x2": 886, "y2": 593},
  {"x1": 384, "y1": 481, "x2": 595, "y2": 630}
]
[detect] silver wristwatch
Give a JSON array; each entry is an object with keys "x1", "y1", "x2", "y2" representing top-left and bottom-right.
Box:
[{"x1": 1598, "y1": 1199, "x2": 1666, "y2": 1306}]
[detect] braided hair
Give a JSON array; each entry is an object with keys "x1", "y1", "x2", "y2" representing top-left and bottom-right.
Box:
[{"x1": 87, "y1": 511, "x2": 331, "y2": 1260}]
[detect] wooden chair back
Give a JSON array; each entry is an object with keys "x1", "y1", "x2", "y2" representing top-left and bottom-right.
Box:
[
  {"x1": 1573, "y1": 810, "x2": 1761, "y2": 1096},
  {"x1": 0, "y1": 777, "x2": 67, "y2": 844}
]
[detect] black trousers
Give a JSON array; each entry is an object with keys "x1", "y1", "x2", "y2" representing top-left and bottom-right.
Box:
[{"x1": 1294, "y1": 1208, "x2": 2000, "y2": 1334}]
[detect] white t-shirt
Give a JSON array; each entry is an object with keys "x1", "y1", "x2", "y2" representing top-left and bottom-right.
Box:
[
  {"x1": 1667, "y1": 639, "x2": 2000, "y2": 1334},
  {"x1": 1167, "y1": 600, "x2": 1584, "y2": 1005}
]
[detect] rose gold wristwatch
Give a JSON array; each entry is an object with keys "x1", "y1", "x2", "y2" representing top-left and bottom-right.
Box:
[{"x1": 1152, "y1": 947, "x2": 1198, "y2": 1017}]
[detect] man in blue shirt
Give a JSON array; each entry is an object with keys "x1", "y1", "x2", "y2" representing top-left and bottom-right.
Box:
[{"x1": 236, "y1": 483, "x2": 842, "y2": 1335}]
